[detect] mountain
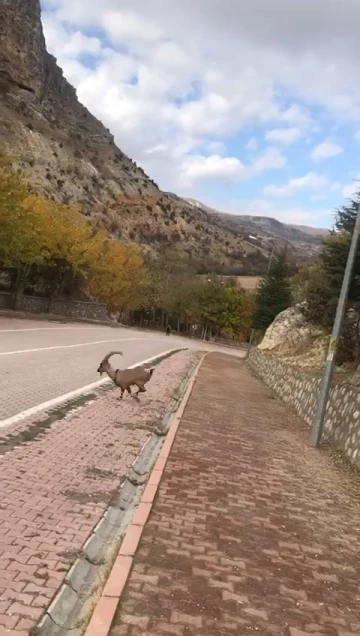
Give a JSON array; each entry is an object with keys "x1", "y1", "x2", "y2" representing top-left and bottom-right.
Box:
[
  {"x1": 0, "y1": 0, "x2": 324, "y2": 277},
  {"x1": 287, "y1": 224, "x2": 328, "y2": 238},
  {"x1": 185, "y1": 199, "x2": 328, "y2": 245}
]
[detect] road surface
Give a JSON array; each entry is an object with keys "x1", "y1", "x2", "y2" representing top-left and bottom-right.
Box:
[{"x1": 0, "y1": 317, "x2": 244, "y2": 423}]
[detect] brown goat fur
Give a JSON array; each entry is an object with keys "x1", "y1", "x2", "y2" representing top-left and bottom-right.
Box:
[{"x1": 97, "y1": 351, "x2": 155, "y2": 400}]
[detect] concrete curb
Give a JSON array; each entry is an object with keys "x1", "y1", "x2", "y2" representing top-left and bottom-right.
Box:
[
  {"x1": 31, "y1": 350, "x2": 203, "y2": 636},
  {"x1": 83, "y1": 353, "x2": 206, "y2": 636}
]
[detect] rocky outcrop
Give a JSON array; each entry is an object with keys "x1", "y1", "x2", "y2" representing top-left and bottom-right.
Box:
[
  {"x1": 258, "y1": 304, "x2": 329, "y2": 368},
  {"x1": 258, "y1": 304, "x2": 323, "y2": 353},
  {"x1": 1, "y1": 0, "x2": 44, "y2": 94}
]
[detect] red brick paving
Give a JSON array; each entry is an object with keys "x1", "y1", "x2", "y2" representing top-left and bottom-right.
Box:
[
  {"x1": 110, "y1": 353, "x2": 360, "y2": 636},
  {"x1": 0, "y1": 350, "x2": 197, "y2": 633}
]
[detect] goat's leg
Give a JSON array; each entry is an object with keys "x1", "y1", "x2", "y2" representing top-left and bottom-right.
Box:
[
  {"x1": 118, "y1": 387, "x2": 125, "y2": 401},
  {"x1": 134, "y1": 383, "x2": 146, "y2": 398}
]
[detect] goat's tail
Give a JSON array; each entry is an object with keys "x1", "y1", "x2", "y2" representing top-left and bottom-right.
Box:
[{"x1": 149, "y1": 368, "x2": 155, "y2": 378}]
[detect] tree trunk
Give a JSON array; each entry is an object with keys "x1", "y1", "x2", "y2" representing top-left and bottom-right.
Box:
[
  {"x1": 47, "y1": 292, "x2": 54, "y2": 313},
  {"x1": 10, "y1": 269, "x2": 18, "y2": 292},
  {"x1": 13, "y1": 265, "x2": 30, "y2": 310},
  {"x1": 13, "y1": 277, "x2": 25, "y2": 311}
]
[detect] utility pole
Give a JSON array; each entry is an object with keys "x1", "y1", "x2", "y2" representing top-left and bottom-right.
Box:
[
  {"x1": 266, "y1": 242, "x2": 276, "y2": 276},
  {"x1": 309, "y1": 202, "x2": 360, "y2": 448}
]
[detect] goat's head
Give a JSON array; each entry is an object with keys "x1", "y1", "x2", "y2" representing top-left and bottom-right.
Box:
[{"x1": 97, "y1": 351, "x2": 123, "y2": 376}]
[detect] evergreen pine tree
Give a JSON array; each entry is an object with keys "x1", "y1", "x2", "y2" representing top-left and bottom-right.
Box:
[
  {"x1": 252, "y1": 248, "x2": 292, "y2": 331},
  {"x1": 305, "y1": 193, "x2": 360, "y2": 329}
]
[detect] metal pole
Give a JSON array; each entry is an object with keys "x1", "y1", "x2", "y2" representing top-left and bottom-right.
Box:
[
  {"x1": 266, "y1": 243, "x2": 275, "y2": 276},
  {"x1": 309, "y1": 202, "x2": 360, "y2": 448}
]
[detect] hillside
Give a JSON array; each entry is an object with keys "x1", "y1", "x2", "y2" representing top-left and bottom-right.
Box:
[
  {"x1": 185, "y1": 199, "x2": 328, "y2": 246},
  {"x1": 0, "y1": 0, "x2": 324, "y2": 277}
]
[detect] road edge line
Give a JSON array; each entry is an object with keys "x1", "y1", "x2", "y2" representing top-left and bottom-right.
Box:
[{"x1": 83, "y1": 353, "x2": 206, "y2": 636}]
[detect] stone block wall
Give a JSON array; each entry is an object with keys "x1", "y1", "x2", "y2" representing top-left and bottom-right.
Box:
[
  {"x1": 248, "y1": 347, "x2": 360, "y2": 468},
  {"x1": 0, "y1": 292, "x2": 13, "y2": 309},
  {"x1": 0, "y1": 292, "x2": 108, "y2": 322},
  {"x1": 50, "y1": 299, "x2": 108, "y2": 321}
]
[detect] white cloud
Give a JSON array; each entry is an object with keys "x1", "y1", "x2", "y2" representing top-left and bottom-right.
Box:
[
  {"x1": 246, "y1": 137, "x2": 258, "y2": 151},
  {"x1": 263, "y1": 172, "x2": 328, "y2": 198},
  {"x1": 179, "y1": 155, "x2": 247, "y2": 186},
  {"x1": 177, "y1": 147, "x2": 287, "y2": 188},
  {"x1": 252, "y1": 147, "x2": 287, "y2": 174},
  {"x1": 205, "y1": 141, "x2": 226, "y2": 155},
  {"x1": 355, "y1": 131, "x2": 360, "y2": 141},
  {"x1": 279, "y1": 104, "x2": 313, "y2": 129},
  {"x1": 40, "y1": 0, "x2": 360, "y2": 214},
  {"x1": 265, "y1": 127, "x2": 302, "y2": 145},
  {"x1": 102, "y1": 10, "x2": 163, "y2": 47},
  {"x1": 42, "y1": 14, "x2": 102, "y2": 58},
  {"x1": 341, "y1": 177, "x2": 360, "y2": 199},
  {"x1": 311, "y1": 141, "x2": 343, "y2": 161}
]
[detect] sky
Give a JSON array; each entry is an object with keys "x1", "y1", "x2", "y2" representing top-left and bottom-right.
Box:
[{"x1": 41, "y1": 0, "x2": 360, "y2": 228}]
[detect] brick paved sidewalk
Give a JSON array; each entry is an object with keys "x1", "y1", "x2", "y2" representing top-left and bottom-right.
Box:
[
  {"x1": 110, "y1": 352, "x2": 360, "y2": 636},
  {"x1": 0, "y1": 350, "x2": 198, "y2": 634}
]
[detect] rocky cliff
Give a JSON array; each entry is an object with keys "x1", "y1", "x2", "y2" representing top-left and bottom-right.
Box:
[
  {"x1": 257, "y1": 304, "x2": 360, "y2": 385},
  {"x1": 0, "y1": 0, "x2": 321, "y2": 275},
  {"x1": 258, "y1": 304, "x2": 329, "y2": 368}
]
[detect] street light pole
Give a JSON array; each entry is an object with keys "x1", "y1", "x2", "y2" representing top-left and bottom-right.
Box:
[
  {"x1": 309, "y1": 202, "x2": 360, "y2": 448},
  {"x1": 266, "y1": 242, "x2": 275, "y2": 276}
]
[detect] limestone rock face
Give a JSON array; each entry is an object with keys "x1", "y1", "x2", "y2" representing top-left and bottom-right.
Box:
[
  {"x1": 258, "y1": 304, "x2": 325, "y2": 357},
  {"x1": 1, "y1": 0, "x2": 45, "y2": 95}
]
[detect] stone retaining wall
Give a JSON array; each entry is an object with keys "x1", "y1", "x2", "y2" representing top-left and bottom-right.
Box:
[
  {"x1": 248, "y1": 347, "x2": 360, "y2": 468},
  {"x1": 0, "y1": 292, "x2": 108, "y2": 322}
]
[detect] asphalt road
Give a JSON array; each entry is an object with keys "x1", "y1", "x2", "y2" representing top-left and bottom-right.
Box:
[{"x1": 0, "y1": 317, "x2": 245, "y2": 423}]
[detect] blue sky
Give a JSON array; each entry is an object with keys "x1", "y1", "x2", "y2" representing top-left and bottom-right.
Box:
[{"x1": 41, "y1": 0, "x2": 360, "y2": 228}]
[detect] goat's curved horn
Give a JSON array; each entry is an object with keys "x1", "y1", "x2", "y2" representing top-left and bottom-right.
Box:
[{"x1": 101, "y1": 351, "x2": 123, "y2": 363}]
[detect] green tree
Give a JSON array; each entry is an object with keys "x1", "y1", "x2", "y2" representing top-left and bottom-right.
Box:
[
  {"x1": 305, "y1": 194, "x2": 360, "y2": 327},
  {"x1": 141, "y1": 249, "x2": 193, "y2": 326},
  {"x1": 195, "y1": 278, "x2": 252, "y2": 339},
  {"x1": 304, "y1": 193, "x2": 360, "y2": 362},
  {"x1": 252, "y1": 248, "x2": 292, "y2": 331}
]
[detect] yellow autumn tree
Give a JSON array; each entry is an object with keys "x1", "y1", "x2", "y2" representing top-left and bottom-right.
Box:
[
  {"x1": 88, "y1": 240, "x2": 147, "y2": 314},
  {"x1": 39, "y1": 202, "x2": 107, "y2": 299},
  {"x1": 1, "y1": 158, "x2": 146, "y2": 312},
  {"x1": 0, "y1": 161, "x2": 105, "y2": 303},
  {"x1": 0, "y1": 165, "x2": 50, "y2": 271}
]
